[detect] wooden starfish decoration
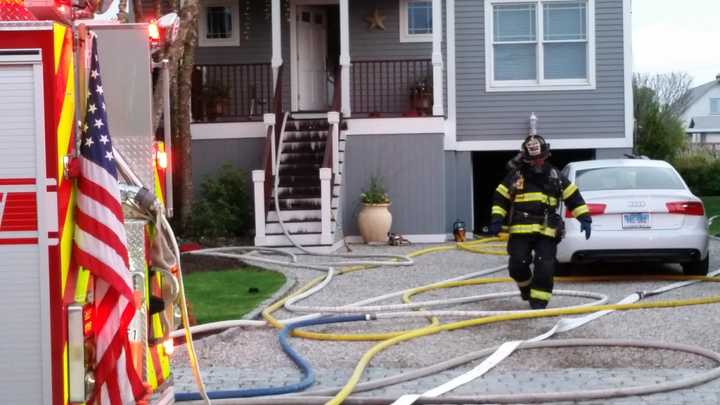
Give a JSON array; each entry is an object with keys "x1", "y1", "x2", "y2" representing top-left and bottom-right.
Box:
[{"x1": 365, "y1": 8, "x2": 386, "y2": 31}]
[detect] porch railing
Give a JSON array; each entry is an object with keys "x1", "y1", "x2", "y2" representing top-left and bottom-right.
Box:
[
  {"x1": 351, "y1": 58, "x2": 433, "y2": 116},
  {"x1": 191, "y1": 63, "x2": 273, "y2": 122}
]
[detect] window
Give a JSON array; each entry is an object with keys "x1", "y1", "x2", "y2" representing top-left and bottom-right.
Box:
[
  {"x1": 400, "y1": 0, "x2": 433, "y2": 42},
  {"x1": 199, "y1": 0, "x2": 240, "y2": 47},
  {"x1": 576, "y1": 167, "x2": 685, "y2": 191},
  {"x1": 711, "y1": 98, "x2": 720, "y2": 114},
  {"x1": 485, "y1": 0, "x2": 595, "y2": 91}
]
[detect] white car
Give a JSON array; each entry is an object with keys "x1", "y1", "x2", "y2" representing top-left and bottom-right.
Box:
[{"x1": 557, "y1": 159, "x2": 709, "y2": 275}]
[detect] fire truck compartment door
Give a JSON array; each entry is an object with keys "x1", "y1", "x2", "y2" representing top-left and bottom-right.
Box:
[{"x1": 0, "y1": 52, "x2": 52, "y2": 405}]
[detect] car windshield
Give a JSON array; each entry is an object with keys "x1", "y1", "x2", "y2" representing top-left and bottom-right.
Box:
[{"x1": 575, "y1": 166, "x2": 686, "y2": 191}]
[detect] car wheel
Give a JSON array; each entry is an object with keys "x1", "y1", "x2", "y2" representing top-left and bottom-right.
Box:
[{"x1": 682, "y1": 256, "x2": 709, "y2": 276}]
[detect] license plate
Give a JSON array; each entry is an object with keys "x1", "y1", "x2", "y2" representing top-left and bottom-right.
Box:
[{"x1": 622, "y1": 212, "x2": 650, "y2": 228}]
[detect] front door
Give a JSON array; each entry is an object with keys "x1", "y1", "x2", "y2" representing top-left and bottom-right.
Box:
[{"x1": 296, "y1": 6, "x2": 328, "y2": 111}]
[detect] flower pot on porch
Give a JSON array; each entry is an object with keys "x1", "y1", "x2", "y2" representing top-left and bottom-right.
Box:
[{"x1": 357, "y1": 203, "x2": 392, "y2": 243}]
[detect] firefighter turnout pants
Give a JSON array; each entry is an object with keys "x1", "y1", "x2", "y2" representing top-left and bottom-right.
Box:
[{"x1": 507, "y1": 234, "x2": 557, "y2": 309}]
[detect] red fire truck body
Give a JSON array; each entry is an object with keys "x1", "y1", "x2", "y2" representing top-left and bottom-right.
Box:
[{"x1": 0, "y1": 9, "x2": 175, "y2": 405}]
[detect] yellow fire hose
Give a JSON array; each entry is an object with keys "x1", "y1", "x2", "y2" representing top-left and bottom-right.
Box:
[
  {"x1": 327, "y1": 276, "x2": 720, "y2": 405},
  {"x1": 261, "y1": 237, "x2": 509, "y2": 341}
]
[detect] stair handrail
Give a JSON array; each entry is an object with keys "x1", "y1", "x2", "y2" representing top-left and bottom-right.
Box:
[{"x1": 262, "y1": 65, "x2": 284, "y2": 216}]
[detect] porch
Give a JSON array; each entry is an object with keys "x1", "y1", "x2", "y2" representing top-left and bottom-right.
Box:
[{"x1": 190, "y1": 0, "x2": 444, "y2": 123}]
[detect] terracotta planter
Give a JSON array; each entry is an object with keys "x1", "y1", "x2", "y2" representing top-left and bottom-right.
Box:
[{"x1": 357, "y1": 203, "x2": 392, "y2": 243}]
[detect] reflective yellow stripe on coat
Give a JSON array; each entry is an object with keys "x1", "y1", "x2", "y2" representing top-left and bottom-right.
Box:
[
  {"x1": 509, "y1": 223, "x2": 557, "y2": 238},
  {"x1": 513, "y1": 192, "x2": 558, "y2": 206}
]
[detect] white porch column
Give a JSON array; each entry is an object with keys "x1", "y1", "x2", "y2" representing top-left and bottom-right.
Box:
[
  {"x1": 339, "y1": 0, "x2": 351, "y2": 116},
  {"x1": 327, "y1": 111, "x2": 340, "y2": 176},
  {"x1": 252, "y1": 170, "x2": 267, "y2": 245},
  {"x1": 431, "y1": 0, "x2": 444, "y2": 116},
  {"x1": 319, "y1": 168, "x2": 333, "y2": 245},
  {"x1": 271, "y1": 0, "x2": 283, "y2": 88}
]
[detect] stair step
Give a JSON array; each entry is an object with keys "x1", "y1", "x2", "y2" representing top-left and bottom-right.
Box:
[
  {"x1": 285, "y1": 120, "x2": 330, "y2": 132},
  {"x1": 277, "y1": 186, "x2": 321, "y2": 198},
  {"x1": 268, "y1": 209, "x2": 322, "y2": 222},
  {"x1": 269, "y1": 198, "x2": 320, "y2": 210},
  {"x1": 278, "y1": 177, "x2": 320, "y2": 187},
  {"x1": 257, "y1": 233, "x2": 332, "y2": 247},
  {"x1": 281, "y1": 141, "x2": 326, "y2": 153},
  {"x1": 281, "y1": 153, "x2": 324, "y2": 165},
  {"x1": 265, "y1": 220, "x2": 336, "y2": 234}
]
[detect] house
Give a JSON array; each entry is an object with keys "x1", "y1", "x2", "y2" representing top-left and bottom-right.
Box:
[
  {"x1": 188, "y1": 0, "x2": 633, "y2": 247},
  {"x1": 680, "y1": 75, "x2": 720, "y2": 152}
]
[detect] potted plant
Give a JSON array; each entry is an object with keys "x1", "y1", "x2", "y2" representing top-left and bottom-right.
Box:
[
  {"x1": 203, "y1": 82, "x2": 231, "y2": 121},
  {"x1": 357, "y1": 175, "x2": 392, "y2": 243},
  {"x1": 410, "y1": 77, "x2": 433, "y2": 116}
]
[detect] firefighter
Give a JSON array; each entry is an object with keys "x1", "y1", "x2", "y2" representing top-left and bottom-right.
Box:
[{"x1": 488, "y1": 135, "x2": 592, "y2": 310}]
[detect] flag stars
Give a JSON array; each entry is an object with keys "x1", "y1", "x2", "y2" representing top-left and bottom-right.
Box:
[
  {"x1": 105, "y1": 151, "x2": 114, "y2": 161},
  {"x1": 88, "y1": 104, "x2": 97, "y2": 114},
  {"x1": 84, "y1": 137, "x2": 94, "y2": 148},
  {"x1": 94, "y1": 119, "x2": 104, "y2": 129},
  {"x1": 91, "y1": 69, "x2": 99, "y2": 79},
  {"x1": 96, "y1": 85, "x2": 103, "y2": 95},
  {"x1": 100, "y1": 134, "x2": 109, "y2": 144}
]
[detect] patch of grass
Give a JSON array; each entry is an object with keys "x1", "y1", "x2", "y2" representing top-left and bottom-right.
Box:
[
  {"x1": 183, "y1": 267, "x2": 286, "y2": 324},
  {"x1": 701, "y1": 196, "x2": 720, "y2": 235}
]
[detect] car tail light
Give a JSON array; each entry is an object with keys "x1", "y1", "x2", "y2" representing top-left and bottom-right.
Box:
[
  {"x1": 566, "y1": 203, "x2": 606, "y2": 218},
  {"x1": 666, "y1": 201, "x2": 704, "y2": 216}
]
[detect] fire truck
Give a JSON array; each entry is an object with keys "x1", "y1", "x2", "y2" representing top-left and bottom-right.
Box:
[{"x1": 0, "y1": 1, "x2": 178, "y2": 403}]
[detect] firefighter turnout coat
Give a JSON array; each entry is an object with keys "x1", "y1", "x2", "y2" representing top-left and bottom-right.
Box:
[{"x1": 491, "y1": 165, "x2": 590, "y2": 238}]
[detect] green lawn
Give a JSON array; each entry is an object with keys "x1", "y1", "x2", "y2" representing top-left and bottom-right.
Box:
[
  {"x1": 183, "y1": 268, "x2": 286, "y2": 324},
  {"x1": 701, "y1": 196, "x2": 720, "y2": 235}
]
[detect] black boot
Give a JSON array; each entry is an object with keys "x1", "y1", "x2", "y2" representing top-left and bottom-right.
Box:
[
  {"x1": 519, "y1": 286, "x2": 531, "y2": 301},
  {"x1": 529, "y1": 298, "x2": 548, "y2": 310}
]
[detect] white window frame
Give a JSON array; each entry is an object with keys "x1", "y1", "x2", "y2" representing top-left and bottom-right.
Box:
[
  {"x1": 484, "y1": 0, "x2": 596, "y2": 92},
  {"x1": 399, "y1": 0, "x2": 434, "y2": 43},
  {"x1": 199, "y1": 0, "x2": 241, "y2": 47},
  {"x1": 711, "y1": 98, "x2": 720, "y2": 115}
]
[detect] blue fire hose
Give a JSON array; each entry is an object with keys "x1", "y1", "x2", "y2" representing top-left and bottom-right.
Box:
[{"x1": 175, "y1": 314, "x2": 368, "y2": 401}]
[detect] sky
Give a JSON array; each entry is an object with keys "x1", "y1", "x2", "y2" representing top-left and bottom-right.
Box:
[{"x1": 633, "y1": 0, "x2": 720, "y2": 86}]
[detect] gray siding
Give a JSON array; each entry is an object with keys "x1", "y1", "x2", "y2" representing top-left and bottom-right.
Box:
[
  {"x1": 191, "y1": 138, "x2": 265, "y2": 197},
  {"x1": 455, "y1": 0, "x2": 626, "y2": 143},
  {"x1": 349, "y1": 1, "x2": 431, "y2": 60},
  {"x1": 342, "y1": 134, "x2": 446, "y2": 236},
  {"x1": 444, "y1": 151, "x2": 473, "y2": 232}
]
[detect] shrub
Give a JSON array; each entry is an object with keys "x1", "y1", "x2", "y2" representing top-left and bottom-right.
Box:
[
  {"x1": 672, "y1": 151, "x2": 720, "y2": 196},
  {"x1": 187, "y1": 164, "x2": 252, "y2": 239}
]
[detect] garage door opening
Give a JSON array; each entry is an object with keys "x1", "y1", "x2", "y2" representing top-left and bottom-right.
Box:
[{"x1": 472, "y1": 149, "x2": 595, "y2": 233}]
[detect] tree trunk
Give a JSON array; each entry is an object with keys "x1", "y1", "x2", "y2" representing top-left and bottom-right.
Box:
[
  {"x1": 155, "y1": 0, "x2": 199, "y2": 231},
  {"x1": 173, "y1": 19, "x2": 198, "y2": 230}
]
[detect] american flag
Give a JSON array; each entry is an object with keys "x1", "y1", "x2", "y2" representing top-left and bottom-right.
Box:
[{"x1": 73, "y1": 35, "x2": 145, "y2": 404}]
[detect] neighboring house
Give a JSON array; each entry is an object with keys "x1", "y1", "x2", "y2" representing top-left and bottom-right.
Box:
[
  {"x1": 187, "y1": 0, "x2": 633, "y2": 247},
  {"x1": 680, "y1": 75, "x2": 720, "y2": 149}
]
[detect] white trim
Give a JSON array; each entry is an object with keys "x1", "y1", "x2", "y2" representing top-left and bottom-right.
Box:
[
  {"x1": 623, "y1": 0, "x2": 633, "y2": 148},
  {"x1": 191, "y1": 121, "x2": 266, "y2": 139},
  {"x1": 339, "y1": 0, "x2": 351, "y2": 116},
  {"x1": 431, "y1": 0, "x2": 444, "y2": 116},
  {"x1": 32, "y1": 59, "x2": 52, "y2": 405},
  {"x1": 0, "y1": 49, "x2": 42, "y2": 63},
  {"x1": 252, "y1": 170, "x2": 266, "y2": 241},
  {"x1": 399, "y1": 0, "x2": 435, "y2": 43},
  {"x1": 687, "y1": 129, "x2": 720, "y2": 133},
  {"x1": 452, "y1": 136, "x2": 632, "y2": 151},
  {"x1": 484, "y1": 0, "x2": 596, "y2": 92},
  {"x1": 272, "y1": 0, "x2": 283, "y2": 87},
  {"x1": 345, "y1": 117, "x2": 446, "y2": 135},
  {"x1": 198, "y1": 0, "x2": 241, "y2": 47},
  {"x1": 444, "y1": 0, "x2": 457, "y2": 150},
  {"x1": 319, "y1": 168, "x2": 333, "y2": 244}
]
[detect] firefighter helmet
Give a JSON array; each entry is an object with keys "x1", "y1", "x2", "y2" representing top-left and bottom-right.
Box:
[{"x1": 521, "y1": 135, "x2": 550, "y2": 161}]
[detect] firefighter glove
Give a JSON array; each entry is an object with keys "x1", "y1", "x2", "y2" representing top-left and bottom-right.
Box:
[
  {"x1": 488, "y1": 218, "x2": 503, "y2": 236},
  {"x1": 579, "y1": 217, "x2": 592, "y2": 240}
]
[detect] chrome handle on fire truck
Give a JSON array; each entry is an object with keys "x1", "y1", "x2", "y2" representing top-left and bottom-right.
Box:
[{"x1": 68, "y1": 304, "x2": 89, "y2": 403}]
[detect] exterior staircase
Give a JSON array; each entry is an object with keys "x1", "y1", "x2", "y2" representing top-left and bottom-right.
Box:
[{"x1": 257, "y1": 113, "x2": 346, "y2": 247}]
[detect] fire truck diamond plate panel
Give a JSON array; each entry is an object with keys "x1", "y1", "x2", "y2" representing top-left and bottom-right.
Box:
[{"x1": 92, "y1": 25, "x2": 155, "y2": 190}]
